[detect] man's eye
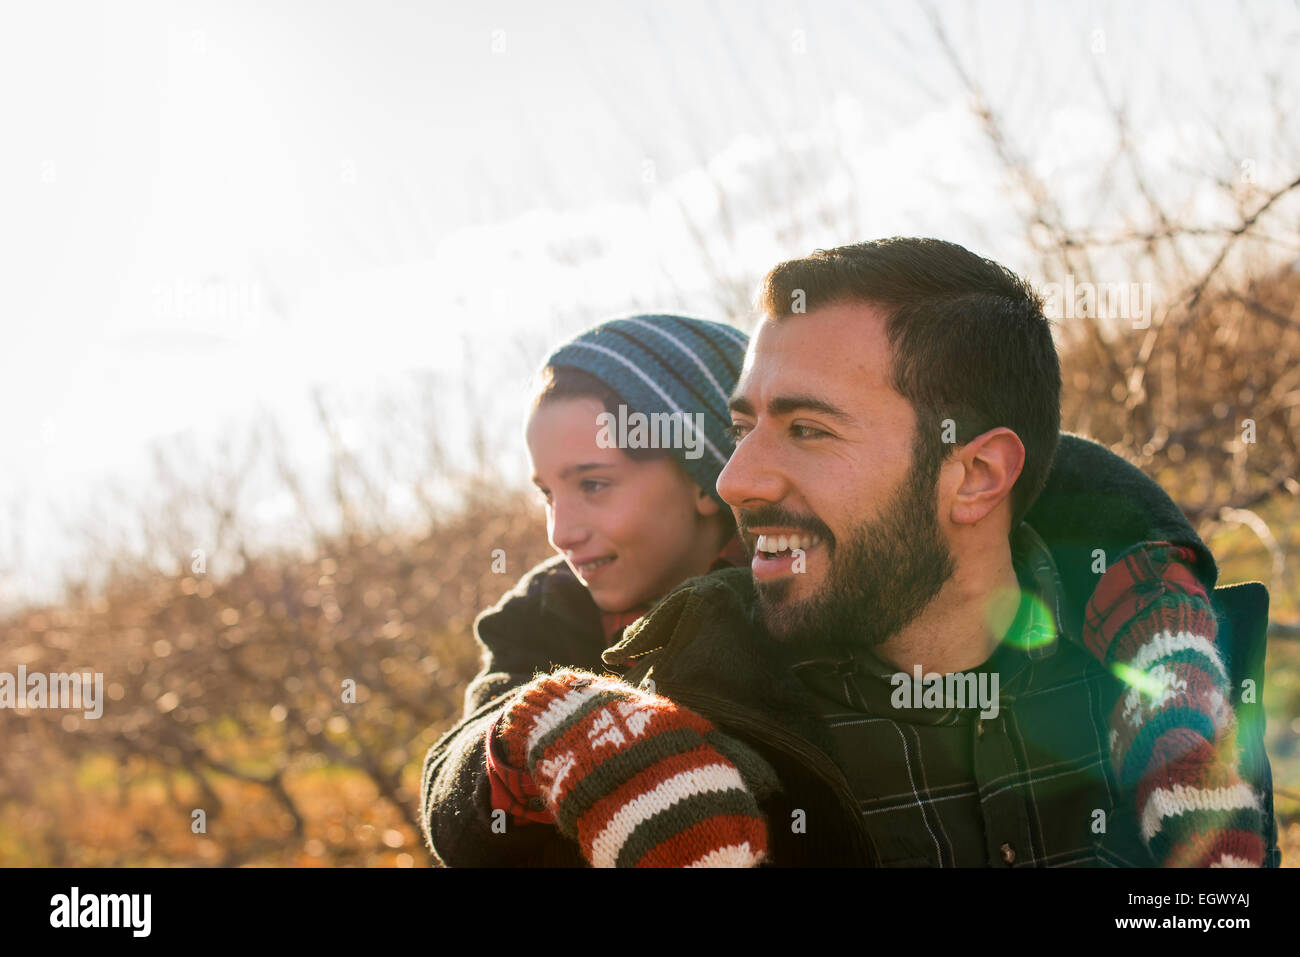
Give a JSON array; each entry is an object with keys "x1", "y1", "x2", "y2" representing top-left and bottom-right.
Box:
[
  {"x1": 724, "y1": 423, "x2": 751, "y2": 443},
  {"x1": 535, "y1": 488, "x2": 553, "y2": 505},
  {"x1": 791, "y1": 424, "x2": 828, "y2": 439},
  {"x1": 579, "y1": 479, "x2": 608, "y2": 494}
]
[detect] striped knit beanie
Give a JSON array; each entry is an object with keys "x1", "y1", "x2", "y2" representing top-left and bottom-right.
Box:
[{"x1": 544, "y1": 315, "x2": 749, "y2": 505}]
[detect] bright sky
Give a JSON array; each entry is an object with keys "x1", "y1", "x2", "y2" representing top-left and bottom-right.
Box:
[{"x1": 1, "y1": 0, "x2": 1295, "y2": 607}]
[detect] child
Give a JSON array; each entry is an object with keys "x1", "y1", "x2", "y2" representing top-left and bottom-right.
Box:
[{"x1": 461, "y1": 314, "x2": 749, "y2": 713}]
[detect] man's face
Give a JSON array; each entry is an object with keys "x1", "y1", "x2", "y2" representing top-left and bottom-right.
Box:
[{"x1": 718, "y1": 301, "x2": 955, "y2": 652}]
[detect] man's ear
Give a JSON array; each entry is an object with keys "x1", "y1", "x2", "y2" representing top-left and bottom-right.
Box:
[{"x1": 948, "y1": 427, "x2": 1024, "y2": 526}]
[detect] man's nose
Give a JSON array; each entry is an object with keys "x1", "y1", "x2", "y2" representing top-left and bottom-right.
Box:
[{"x1": 717, "y1": 427, "x2": 788, "y2": 508}]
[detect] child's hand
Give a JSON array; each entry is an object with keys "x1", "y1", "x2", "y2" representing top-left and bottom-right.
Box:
[{"x1": 496, "y1": 669, "x2": 771, "y2": 867}]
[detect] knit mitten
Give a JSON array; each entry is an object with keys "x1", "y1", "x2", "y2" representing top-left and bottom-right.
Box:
[
  {"x1": 496, "y1": 669, "x2": 774, "y2": 867},
  {"x1": 1084, "y1": 544, "x2": 1266, "y2": 867}
]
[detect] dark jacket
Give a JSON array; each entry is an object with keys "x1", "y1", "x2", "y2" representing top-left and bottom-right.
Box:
[
  {"x1": 604, "y1": 567, "x2": 882, "y2": 865},
  {"x1": 419, "y1": 433, "x2": 1217, "y2": 866},
  {"x1": 602, "y1": 551, "x2": 1135, "y2": 866},
  {"x1": 460, "y1": 555, "x2": 606, "y2": 714},
  {"x1": 421, "y1": 556, "x2": 601, "y2": 866}
]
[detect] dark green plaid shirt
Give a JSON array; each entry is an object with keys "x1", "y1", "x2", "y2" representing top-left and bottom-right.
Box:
[{"x1": 789, "y1": 523, "x2": 1157, "y2": 867}]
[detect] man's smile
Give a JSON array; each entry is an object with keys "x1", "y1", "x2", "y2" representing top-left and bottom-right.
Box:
[
  {"x1": 748, "y1": 529, "x2": 826, "y2": 581},
  {"x1": 753, "y1": 532, "x2": 824, "y2": 555}
]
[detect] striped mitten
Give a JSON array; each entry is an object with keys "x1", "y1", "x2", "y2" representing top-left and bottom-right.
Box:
[
  {"x1": 1084, "y1": 544, "x2": 1266, "y2": 867},
  {"x1": 496, "y1": 669, "x2": 773, "y2": 867}
]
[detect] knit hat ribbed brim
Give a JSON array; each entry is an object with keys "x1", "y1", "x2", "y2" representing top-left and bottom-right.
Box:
[{"x1": 544, "y1": 314, "x2": 750, "y2": 504}]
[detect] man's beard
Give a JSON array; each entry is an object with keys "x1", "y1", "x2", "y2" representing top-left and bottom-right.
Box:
[{"x1": 745, "y1": 442, "x2": 956, "y2": 656}]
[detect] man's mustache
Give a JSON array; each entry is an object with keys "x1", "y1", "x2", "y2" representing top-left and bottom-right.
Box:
[{"x1": 734, "y1": 505, "x2": 835, "y2": 552}]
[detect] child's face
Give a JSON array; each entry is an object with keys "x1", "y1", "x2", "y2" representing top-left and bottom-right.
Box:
[{"x1": 526, "y1": 396, "x2": 722, "y2": 614}]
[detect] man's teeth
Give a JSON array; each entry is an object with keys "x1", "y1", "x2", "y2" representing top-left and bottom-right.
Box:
[
  {"x1": 579, "y1": 557, "x2": 615, "y2": 570},
  {"x1": 755, "y1": 533, "x2": 822, "y2": 555}
]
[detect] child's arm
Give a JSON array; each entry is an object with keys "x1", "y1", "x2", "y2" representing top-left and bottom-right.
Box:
[
  {"x1": 462, "y1": 556, "x2": 605, "y2": 713},
  {"x1": 1084, "y1": 543, "x2": 1266, "y2": 867}
]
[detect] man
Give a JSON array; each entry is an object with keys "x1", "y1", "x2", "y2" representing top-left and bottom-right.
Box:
[{"x1": 422, "y1": 238, "x2": 1269, "y2": 867}]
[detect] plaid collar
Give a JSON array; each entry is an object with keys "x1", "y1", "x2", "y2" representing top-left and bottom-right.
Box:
[{"x1": 790, "y1": 521, "x2": 1069, "y2": 723}]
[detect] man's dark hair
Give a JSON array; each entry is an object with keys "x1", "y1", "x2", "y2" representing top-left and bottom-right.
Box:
[{"x1": 759, "y1": 237, "x2": 1061, "y2": 525}]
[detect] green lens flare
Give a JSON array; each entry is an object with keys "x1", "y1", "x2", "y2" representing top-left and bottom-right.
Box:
[
  {"x1": 996, "y1": 591, "x2": 1056, "y2": 650},
  {"x1": 1110, "y1": 661, "x2": 1167, "y2": 699}
]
